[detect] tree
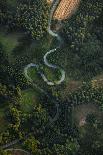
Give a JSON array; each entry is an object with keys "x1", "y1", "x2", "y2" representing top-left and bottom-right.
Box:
[
  {"x1": 15, "y1": 0, "x2": 49, "y2": 40},
  {"x1": 0, "y1": 149, "x2": 12, "y2": 155},
  {"x1": 86, "y1": 113, "x2": 96, "y2": 125},
  {"x1": 52, "y1": 138, "x2": 79, "y2": 155},
  {"x1": 78, "y1": 117, "x2": 103, "y2": 155},
  {"x1": 23, "y1": 137, "x2": 40, "y2": 154}
]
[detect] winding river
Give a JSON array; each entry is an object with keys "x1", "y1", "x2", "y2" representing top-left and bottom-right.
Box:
[
  {"x1": 24, "y1": 0, "x2": 65, "y2": 86},
  {"x1": 2, "y1": 0, "x2": 81, "y2": 151}
]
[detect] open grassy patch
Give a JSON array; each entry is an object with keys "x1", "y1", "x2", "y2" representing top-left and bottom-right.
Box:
[
  {"x1": 20, "y1": 89, "x2": 39, "y2": 113},
  {"x1": 27, "y1": 67, "x2": 39, "y2": 81},
  {"x1": 0, "y1": 30, "x2": 21, "y2": 59},
  {"x1": 26, "y1": 64, "x2": 61, "y2": 85},
  {"x1": 43, "y1": 66, "x2": 61, "y2": 83},
  {"x1": 7, "y1": 0, "x2": 17, "y2": 8},
  {"x1": 0, "y1": 108, "x2": 8, "y2": 132}
]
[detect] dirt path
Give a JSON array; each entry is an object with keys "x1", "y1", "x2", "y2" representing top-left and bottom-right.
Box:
[{"x1": 5, "y1": 149, "x2": 30, "y2": 155}]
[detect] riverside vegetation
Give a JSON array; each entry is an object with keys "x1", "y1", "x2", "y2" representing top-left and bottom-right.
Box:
[{"x1": 0, "y1": 0, "x2": 103, "y2": 155}]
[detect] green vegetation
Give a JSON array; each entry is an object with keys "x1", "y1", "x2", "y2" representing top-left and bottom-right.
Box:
[
  {"x1": 20, "y1": 89, "x2": 39, "y2": 113},
  {"x1": 0, "y1": 108, "x2": 8, "y2": 132},
  {"x1": 58, "y1": 0, "x2": 103, "y2": 81},
  {"x1": 16, "y1": 0, "x2": 49, "y2": 40},
  {"x1": 0, "y1": 0, "x2": 49, "y2": 40},
  {"x1": 73, "y1": 104, "x2": 102, "y2": 126},
  {"x1": 0, "y1": 0, "x2": 103, "y2": 154},
  {"x1": 0, "y1": 31, "x2": 20, "y2": 58}
]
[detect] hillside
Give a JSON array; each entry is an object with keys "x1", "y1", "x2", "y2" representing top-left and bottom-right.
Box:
[{"x1": 0, "y1": 0, "x2": 103, "y2": 155}]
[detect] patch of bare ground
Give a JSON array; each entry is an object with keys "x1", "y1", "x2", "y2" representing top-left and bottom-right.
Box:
[
  {"x1": 91, "y1": 74, "x2": 103, "y2": 88},
  {"x1": 47, "y1": 0, "x2": 53, "y2": 4},
  {"x1": 73, "y1": 104, "x2": 102, "y2": 127},
  {"x1": 7, "y1": 150, "x2": 29, "y2": 155},
  {"x1": 13, "y1": 151, "x2": 24, "y2": 155},
  {"x1": 53, "y1": 0, "x2": 80, "y2": 20},
  {"x1": 61, "y1": 80, "x2": 82, "y2": 99}
]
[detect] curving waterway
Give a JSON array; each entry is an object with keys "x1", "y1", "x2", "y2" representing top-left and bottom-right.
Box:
[
  {"x1": 24, "y1": 0, "x2": 65, "y2": 86},
  {"x1": 2, "y1": 0, "x2": 81, "y2": 151}
]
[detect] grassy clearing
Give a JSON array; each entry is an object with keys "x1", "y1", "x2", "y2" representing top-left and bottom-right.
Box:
[
  {"x1": 27, "y1": 67, "x2": 39, "y2": 81},
  {"x1": 0, "y1": 108, "x2": 8, "y2": 132},
  {"x1": 43, "y1": 66, "x2": 61, "y2": 83},
  {"x1": 0, "y1": 30, "x2": 21, "y2": 60},
  {"x1": 20, "y1": 89, "x2": 39, "y2": 113},
  {"x1": 7, "y1": 0, "x2": 17, "y2": 7},
  {"x1": 27, "y1": 63, "x2": 62, "y2": 86}
]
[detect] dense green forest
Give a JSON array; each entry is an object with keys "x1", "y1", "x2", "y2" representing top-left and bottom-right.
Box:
[{"x1": 0, "y1": 0, "x2": 103, "y2": 155}]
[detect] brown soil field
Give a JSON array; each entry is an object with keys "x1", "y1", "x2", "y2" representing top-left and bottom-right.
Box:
[
  {"x1": 47, "y1": 0, "x2": 80, "y2": 20},
  {"x1": 53, "y1": 0, "x2": 80, "y2": 20}
]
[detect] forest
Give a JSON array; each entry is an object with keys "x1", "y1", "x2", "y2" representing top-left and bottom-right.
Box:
[{"x1": 0, "y1": 0, "x2": 103, "y2": 155}]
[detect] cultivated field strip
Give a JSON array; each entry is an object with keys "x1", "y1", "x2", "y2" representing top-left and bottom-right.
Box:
[{"x1": 53, "y1": 0, "x2": 80, "y2": 20}]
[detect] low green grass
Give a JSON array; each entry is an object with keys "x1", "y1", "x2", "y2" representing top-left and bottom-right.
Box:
[
  {"x1": 27, "y1": 67, "x2": 39, "y2": 81},
  {"x1": 7, "y1": 0, "x2": 17, "y2": 8},
  {"x1": 0, "y1": 31, "x2": 21, "y2": 60},
  {"x1": 27, "y1": 63, "x2": 61, "y2": 85},
  {"x1": 43, "y1": 66, "x2": 61, "y2": 83},
  {"x1": 20, "y1": 89, "x2": 39, "y2": 113},
  {"x1": 0, "y1": 108, "x2": 8, "y2": 132}
]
